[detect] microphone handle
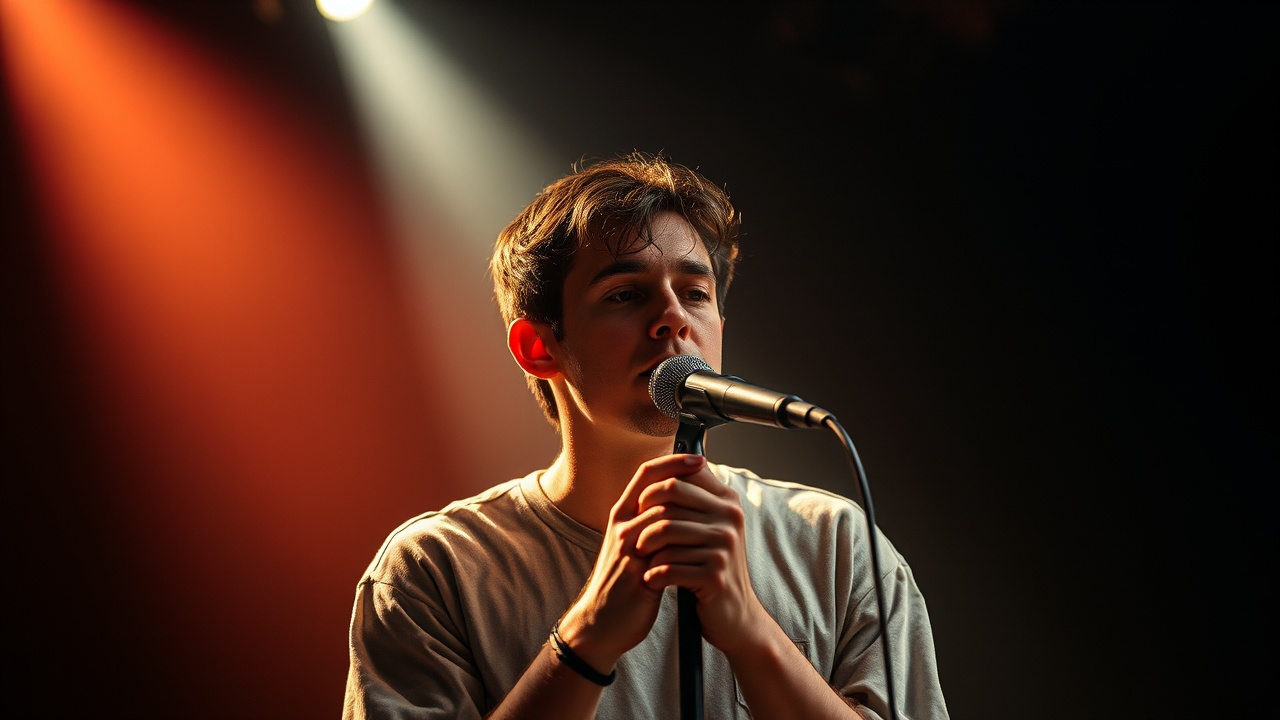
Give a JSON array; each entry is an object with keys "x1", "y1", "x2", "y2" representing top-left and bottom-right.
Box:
[{"x1": 673, "y1": 420, "x2": 705, "y2": 720}]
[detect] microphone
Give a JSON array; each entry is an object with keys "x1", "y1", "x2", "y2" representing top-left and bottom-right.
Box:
[{"x1": 648, "y1": 355, "x2": 834, "y2": 429}]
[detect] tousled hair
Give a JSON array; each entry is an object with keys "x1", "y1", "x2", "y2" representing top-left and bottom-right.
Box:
[{"x1": 490, "y1": 152, "x2": 741, "y2": 429}]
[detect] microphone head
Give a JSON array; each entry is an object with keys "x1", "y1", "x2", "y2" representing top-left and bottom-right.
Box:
[{"x1": 649, "y1": 355, "x2": 713, "y2": 418}]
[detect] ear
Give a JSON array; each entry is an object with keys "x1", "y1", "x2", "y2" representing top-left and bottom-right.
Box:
[{"x1": 507, "y1": 318, "x2": 560, "y2": 379}]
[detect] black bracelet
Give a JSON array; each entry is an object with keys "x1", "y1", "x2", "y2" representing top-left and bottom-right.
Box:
[{"x1": 549, "y1": 624, "x2": 617, "y2": 686}]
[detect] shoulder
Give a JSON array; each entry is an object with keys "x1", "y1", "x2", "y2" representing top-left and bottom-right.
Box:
[
  {"x1": 363, "y1": 476, "x2": 532, "y2": 582},
  {"x1": 708, "y1": 462, "x2": 902, "y2": 573},
  {"x1": 709, "y1": 462, "x2": 863, "y2": 523}
]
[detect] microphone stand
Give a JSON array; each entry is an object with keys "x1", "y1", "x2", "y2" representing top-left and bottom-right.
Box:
[
  {"x1": 653, "y1": 357, "x2": 902, "y2": 719},
  {"x1": 671, "y1": 416, "x2": 715, "y2": 720}
]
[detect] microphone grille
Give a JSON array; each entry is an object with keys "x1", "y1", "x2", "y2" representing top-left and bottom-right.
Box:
[{"x1": 648, "y1": 355, "x2": 713, "y2": 418}]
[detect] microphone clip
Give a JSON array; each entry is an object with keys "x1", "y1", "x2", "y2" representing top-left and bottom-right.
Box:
[{"x1": 673, "y1": 417, "x2": 714, "y2": 456}]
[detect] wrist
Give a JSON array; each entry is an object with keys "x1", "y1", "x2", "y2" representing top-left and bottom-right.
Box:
[
  {"x1": 550, "y1": 624, "x2": 617, "y2": 686},
  {"x1": 555, "y1": 606, "x2": 622, "y2": 674},
  {"x1": 714, "y1": 602, "x2": 782, "y2": 661}
]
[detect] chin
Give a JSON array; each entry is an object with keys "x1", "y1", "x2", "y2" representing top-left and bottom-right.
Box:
[{"x1": 627, "y1": 410, "x2": 680, "y2": 439}]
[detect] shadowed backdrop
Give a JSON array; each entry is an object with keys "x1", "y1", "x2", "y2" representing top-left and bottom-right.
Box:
[{"x1": 3, "y1": 1, "x2": 1275, "y2": 718}]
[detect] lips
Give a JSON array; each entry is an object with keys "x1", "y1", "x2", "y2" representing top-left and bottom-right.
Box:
[
  {"x1": 637, "y1": 362, "x2": 664, "y2": 386},
  {"x1": 640, "y1": 353, "x2": 691, "y2": 382},
  {"x1": 640, "y1": 355, "x2": 675, "y2": 379}
]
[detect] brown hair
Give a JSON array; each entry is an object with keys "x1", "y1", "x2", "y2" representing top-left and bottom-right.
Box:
[{"x1": 491, "y1": 152, "x2": 741, "y2": 428}]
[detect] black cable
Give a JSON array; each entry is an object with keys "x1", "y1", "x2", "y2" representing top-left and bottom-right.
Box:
[{"x1": 823, "y1": 414, "x2": 899, "y2": 720}]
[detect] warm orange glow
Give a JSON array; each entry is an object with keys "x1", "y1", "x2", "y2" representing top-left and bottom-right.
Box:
[{"x1": 3, "y1": 0, "x2": 461, "y2": 713}]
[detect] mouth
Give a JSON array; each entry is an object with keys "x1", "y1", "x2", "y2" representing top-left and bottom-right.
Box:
[{"x1": 640, "y1": 355, "x2": 676, "y2": 381}]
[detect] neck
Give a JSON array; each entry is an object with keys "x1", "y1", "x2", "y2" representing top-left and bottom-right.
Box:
[{"x1": 539, "y1": 419, "x2": 674, "y2": 533}]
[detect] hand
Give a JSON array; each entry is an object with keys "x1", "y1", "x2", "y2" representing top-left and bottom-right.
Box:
[
  {"x1": 556, "y1": 455, "x2": 712, "y2": 672},
  {"x1": 632, "y1": 455, "x2": 766, "y2": 656}
]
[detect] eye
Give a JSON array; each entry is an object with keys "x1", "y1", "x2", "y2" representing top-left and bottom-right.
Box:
[
  {"x1": 607, "y1": 289, "x2": 639, "y2": 303},
  {"x1": 685, "y1": 287, "x2": 712, "y2": 302}
]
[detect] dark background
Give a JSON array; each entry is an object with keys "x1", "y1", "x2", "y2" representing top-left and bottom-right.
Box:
[{"x1": 4, "y1": 1, "x2": 1276, "y2": 718}]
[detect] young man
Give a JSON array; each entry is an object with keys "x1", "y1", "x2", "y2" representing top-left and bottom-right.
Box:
[{"x1": 343, "y1": 154, "x2": 947, "y2": 719}]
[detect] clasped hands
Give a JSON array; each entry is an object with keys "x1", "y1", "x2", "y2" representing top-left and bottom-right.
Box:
[{"x1": 556, "y1": 454, "x2": 766, "y2": 674}]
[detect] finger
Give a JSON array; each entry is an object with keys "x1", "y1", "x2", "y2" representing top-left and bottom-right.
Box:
[
  {"x1": 636, "y1": 475, "x2": 720, "y2": 515},
  {"x1": 641, "y1": 548, "x2": 725, "y2": 591},
  {"x1": 611, "y1": 454, "x2": 706, "y2": 522},
  {"x1": 631, "y1": 502, "x2": 705, "y2": 531},
  {"x1": 637, "y1": 465, "x2": 735, "y2": 514},
  {"x1": 613, "y1": 504, "x2": 703, "y2": 558},
  {"x1": 670, "y1": 463, "x2": 736, "y2": 499},
  {"x1": 634, "y1": 517, "x2": 729, "y2": 556}
]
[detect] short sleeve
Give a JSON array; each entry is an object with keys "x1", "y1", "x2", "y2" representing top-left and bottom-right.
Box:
[
  {"x1": 343, "y1": 577, "x2": 487, "y2": 720},
  {"x1": 832, "y1": 546, "x2": 948, "y2": 720}
]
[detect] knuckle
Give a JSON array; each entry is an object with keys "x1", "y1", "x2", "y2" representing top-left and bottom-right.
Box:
[
  {"x1": 640, "y1": 479, "x2": 677, "y2": 504},
  {"x1": 713, "y1": 525, "x2": 740, "y2": 549},
  {"x1": 640, "y1": 456, "x2": 674, "y2": 474},
  {"x1": 723, "y1": 502, "x2": 745, "y2": 526},
  {"x1": 704, "y1": 545, "x2": 727, "y2": 567},
  {"x1": 610, "y1": 524, "x2": 633, "y2": 546}
]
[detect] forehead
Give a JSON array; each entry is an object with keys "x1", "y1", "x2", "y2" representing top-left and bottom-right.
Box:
[{"x1": 572, "y1": 212, "x2": 711, "y2": 280}]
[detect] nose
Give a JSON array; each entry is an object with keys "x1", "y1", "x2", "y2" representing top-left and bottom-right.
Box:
[{"x1": 649, "y1": 289, "x2": 691, "y2": 341}]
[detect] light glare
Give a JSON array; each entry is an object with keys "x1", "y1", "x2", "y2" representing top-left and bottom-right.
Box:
[
  {"x1": 325, "y1": 1, "x2": 562, "y2": 482},
  {"x1": 317, "y1": 0, "x2": 373, "y2": 22}
]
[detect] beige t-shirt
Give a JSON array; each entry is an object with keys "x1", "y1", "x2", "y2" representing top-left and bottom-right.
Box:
[{"x1": 343, "y1": 464, "x2": 947, "y2": 719}]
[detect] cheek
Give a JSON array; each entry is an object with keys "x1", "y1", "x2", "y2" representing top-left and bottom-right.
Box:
[
  {"x1": 694, "y1": 316, "x2": 724, "y2": 364},
  {"x1": 558, "y1": 313, "x2": 635, "y2": 363}
]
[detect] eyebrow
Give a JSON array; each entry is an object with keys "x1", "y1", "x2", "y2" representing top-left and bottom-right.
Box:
[{"x1": 586, "y1": 257, "x2": 715, "y2": 289}]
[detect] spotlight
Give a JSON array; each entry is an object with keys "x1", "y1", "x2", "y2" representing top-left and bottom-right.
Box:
[{"x1": 317, "y1": 0, "x2": 374, "y2": 22}]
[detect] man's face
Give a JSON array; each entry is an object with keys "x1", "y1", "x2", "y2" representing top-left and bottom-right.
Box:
[{"x1": 549, "y1": 211, "x2": 724, "y2": 438}]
